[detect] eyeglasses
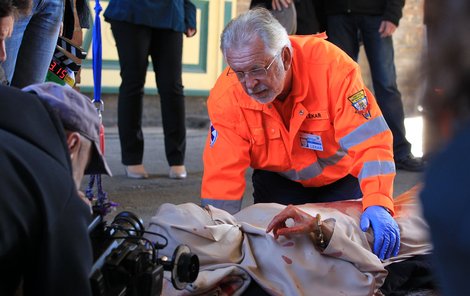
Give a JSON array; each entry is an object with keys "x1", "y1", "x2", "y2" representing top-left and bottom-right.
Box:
[{"x1": 227, "y1": 51, "x2": 281, "y2": 82}]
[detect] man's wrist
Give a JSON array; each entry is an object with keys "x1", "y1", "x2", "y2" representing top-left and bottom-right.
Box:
[
  {"x1": 314, "y1": 214, "x2": 327, "y2": 249},
  {"x1": 310, "y1": 215, "x2": 334, "y2": 250}
]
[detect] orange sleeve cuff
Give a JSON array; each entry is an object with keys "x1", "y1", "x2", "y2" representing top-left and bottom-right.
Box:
[{"x1": 362, "y1": 194, "x2": 395, "y2": 216}]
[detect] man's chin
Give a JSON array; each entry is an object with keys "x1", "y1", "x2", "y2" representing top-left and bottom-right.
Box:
[{"x1": 250, "y1": 93, "x2": 275, "y2": 104}]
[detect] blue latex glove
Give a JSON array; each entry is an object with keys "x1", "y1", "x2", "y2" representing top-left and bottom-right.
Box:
[{"x1": 360, "y1": 206, "x2": 400, "y2": 260}]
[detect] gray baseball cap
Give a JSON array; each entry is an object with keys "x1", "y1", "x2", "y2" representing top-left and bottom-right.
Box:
[{"x1": 23, "y1": 82, "x2": 112, "y2": 176}]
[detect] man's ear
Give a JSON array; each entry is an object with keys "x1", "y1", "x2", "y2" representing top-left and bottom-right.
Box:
[
  {"x1": 66, "y1": 132, "x2": 81, "y2": 158},
  {"x1": 282, "y1": 46, "x2": 292, "y2": 71}
]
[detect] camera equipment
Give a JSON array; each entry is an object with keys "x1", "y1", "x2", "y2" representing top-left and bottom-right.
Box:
[{"x1": 89, "y1": 211, "x2": 199, "y2": 296}]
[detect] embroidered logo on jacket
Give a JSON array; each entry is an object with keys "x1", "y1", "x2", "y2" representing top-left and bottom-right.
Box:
[
  {"x1": 348, "y1": 90, "x2": 371, "y2": 119},
  {"x1": 210, "y1": 124, "x2": 218, "y2": 147}
]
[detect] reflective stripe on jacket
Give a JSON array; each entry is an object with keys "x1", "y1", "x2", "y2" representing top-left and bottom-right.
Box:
[{"x1": 202, "y1": 35, "x2": 395, "y2": 214}]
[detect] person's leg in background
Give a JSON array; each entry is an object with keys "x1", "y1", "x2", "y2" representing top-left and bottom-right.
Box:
[
  {"x1": 327, "y1": 14, "x2": 423, "y2": 171},
  {"x1": 294, "y1": 0, "x2": 322, "y2": 34},
  {"x1": 326, "y1": 14, "x2": 360, "y2": 59},
  {"x1": 359, "y1": 16, "x2": 423, "y2": 171},
  {"x1": 2, "y1": 1, "x2": 33, "y2": 84},
  {"x1": 150, "y1": 29, "x2": 187, "y2": 179},
  {"x1": 3, "y1": 0, "x2": 63, "y2": 87},
  {"x1": 109, "y1": 20, "x2": 151, "y2": 178}
]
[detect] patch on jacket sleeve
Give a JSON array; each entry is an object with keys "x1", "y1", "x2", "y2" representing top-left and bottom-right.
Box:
[
  {"x1": 347, "y1": 89, "x2": 371, "y2": 119},
  {"x1": 210, "y1": 123, "x2": 218, "y2": 147}
]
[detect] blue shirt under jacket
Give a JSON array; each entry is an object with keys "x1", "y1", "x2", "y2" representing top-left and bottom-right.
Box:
[{"x1": 104, "y1": 0, "x2": 196, "y2": 32}]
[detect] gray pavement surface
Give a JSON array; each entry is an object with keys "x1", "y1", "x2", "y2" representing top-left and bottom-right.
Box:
[{"x1": 82, "y1": 126, "x2": 423, "y2": 225}]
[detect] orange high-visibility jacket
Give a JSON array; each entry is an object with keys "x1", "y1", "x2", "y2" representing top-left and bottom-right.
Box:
[{"x1": 202, "y1": 35, "x2": 395, "y2": 214}]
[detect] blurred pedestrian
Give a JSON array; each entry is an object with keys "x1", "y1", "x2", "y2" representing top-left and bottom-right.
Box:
[
  {"x1": 104, "y1": 0, "x2": 197, "y2": 179},
  {"x1": 324, "y1": 0, "x2": 425, "y2": 171}
]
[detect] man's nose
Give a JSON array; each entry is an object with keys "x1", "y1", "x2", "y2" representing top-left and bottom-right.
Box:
[{"x1": 244, "y1": 74, "x2": 259, "y2": 89}]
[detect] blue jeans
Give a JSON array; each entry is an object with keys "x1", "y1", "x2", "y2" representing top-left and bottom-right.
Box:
[
  {"x1": 3, "y1": 0, "x2": 63, "y2": 88},
  {"x1": 327, "y1": 15, "x2": 412, "y2": 160}
]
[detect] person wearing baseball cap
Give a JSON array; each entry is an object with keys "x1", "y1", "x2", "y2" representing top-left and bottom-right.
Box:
[
  {"x1": 0, "y1": 83, "x2": 96, "y2": 295},
  {"x1": 22, "y1": 82, "x2": 112, "y2": 214},
  {"x1": 23, "y1": 82, "x2": 112, "y2": 177}
]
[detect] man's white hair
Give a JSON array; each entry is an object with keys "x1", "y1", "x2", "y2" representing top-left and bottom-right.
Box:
[{"x1": 220, "y1": 7, "x2": 292, "y2": 57}]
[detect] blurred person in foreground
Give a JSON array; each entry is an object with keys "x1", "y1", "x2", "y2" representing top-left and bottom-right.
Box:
[
  {"x1": 419, "y1": 0, "x2": 470, "y2": 295},
  {"x1": 0, "y1": 82, "x2": 111, "y2": 295},
  {"x1": 202, "y1": 7, "x2": 399, "y2": 261}
]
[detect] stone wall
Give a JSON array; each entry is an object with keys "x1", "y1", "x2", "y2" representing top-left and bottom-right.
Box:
[{"x1": 236, "y1": 0, "x2": 426, "y2": 116}]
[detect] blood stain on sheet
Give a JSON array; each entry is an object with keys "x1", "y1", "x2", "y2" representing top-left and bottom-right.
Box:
[
  {"x1": 282, "y1": 241, "x2": 294, "y2": 247},
  {"x1": 282, "y1": 255, "x2": 292, "y2": 264}
]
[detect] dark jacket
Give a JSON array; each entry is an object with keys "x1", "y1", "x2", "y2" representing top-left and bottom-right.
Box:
[
  {"x1": 420, "y1": 121, "x2": 470, "y2": 296},
  {"x1": 104, "y1": 0, "x2": 197, "y2": 32},
  {"x1": 0, "y1": 86, "x2": 93, "y2": 296},
  {"x1": 325, "y1": 0, "x2": 405, "y2": 26},
  {"x1": 250, "y1": 0, "x2": 327, "y2": 34}
]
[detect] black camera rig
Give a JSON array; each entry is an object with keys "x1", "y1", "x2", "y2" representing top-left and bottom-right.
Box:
[{"x1": 88, "y1": 210, "x2": 199, "y2": 296}]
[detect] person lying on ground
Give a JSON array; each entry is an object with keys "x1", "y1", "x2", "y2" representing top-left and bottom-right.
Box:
[{"x1": 147, "y1": 186, "x2": 432, "y2": 295}]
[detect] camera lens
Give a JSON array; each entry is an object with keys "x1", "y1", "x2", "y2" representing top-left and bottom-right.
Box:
[
  {"x1": 170, "y1": 245, "x2": 200, "y2": 290},
  {"x1": 112, "y1": 211, "x2": 145, "y2": 237},
  {"x1": 176, "y1": 252, "x2": 199, "y2": 283}
]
